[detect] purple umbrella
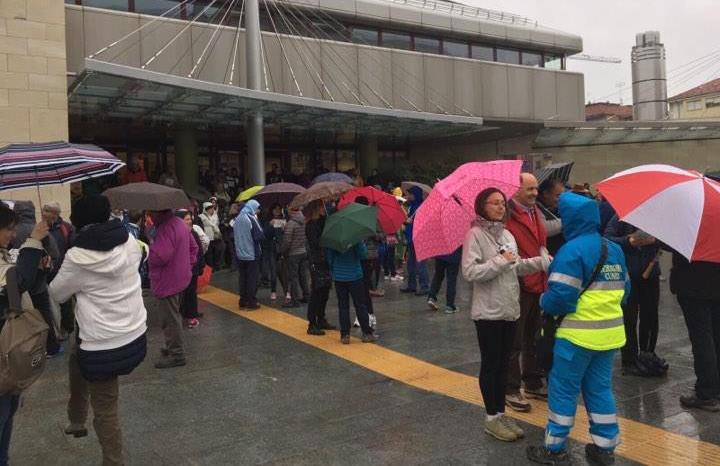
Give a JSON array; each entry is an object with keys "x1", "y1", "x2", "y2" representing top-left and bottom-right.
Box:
[
  {"x1": 312, "y1": 172, "x2": 352, "y2": 185},
  {"x1": 254, "y1": 182, "x2": 306, "y2": 208}
]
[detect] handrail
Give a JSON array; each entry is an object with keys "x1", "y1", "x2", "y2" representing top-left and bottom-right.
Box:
[{"x1": 383, "y1": 0, "x2": 536, "y2": 27}]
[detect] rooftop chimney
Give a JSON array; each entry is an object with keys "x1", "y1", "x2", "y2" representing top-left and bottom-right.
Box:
[{"x1": 631, "y1": 31, "x2": 668, "y2": 120}]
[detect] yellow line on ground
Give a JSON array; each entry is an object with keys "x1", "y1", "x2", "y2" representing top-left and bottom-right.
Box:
[{"x1": 201, "y1": 286, "x2": 719, "y2": 465}]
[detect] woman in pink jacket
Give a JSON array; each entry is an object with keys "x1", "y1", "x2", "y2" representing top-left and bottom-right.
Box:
[{"x1": 149, "y1": 210, "x2": 197, "y2": 369}]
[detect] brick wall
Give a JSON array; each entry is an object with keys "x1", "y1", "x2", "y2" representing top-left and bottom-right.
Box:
[{"x1": 0, "y1": 0, "x2": 70, "y2": 213}]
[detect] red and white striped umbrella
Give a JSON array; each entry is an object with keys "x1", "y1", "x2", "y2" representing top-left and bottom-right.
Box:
[{"x1": 596, "y1": 164, "x2": 720, "y2": 262}]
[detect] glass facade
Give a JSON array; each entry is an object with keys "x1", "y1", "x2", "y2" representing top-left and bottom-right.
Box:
[
  {"x1": 381, "y1": 31, "x2": 412, "y2": 50},
  {"x1": 521, "y1": 51, "x2": 542, "y2": 67},
  {"x1": 70, "y1": 0, "x2": 566, "y2": 70},
  {"x1": 496, "y1": 47, "x2": 520, "y2": 65},
  {"x1": 443, "y1": 40, "x2": 468, "y2": 58},
  {"x1": 471, "y1": 44, "x2": 494, "y2": 61},
  {"x1": 414, "y1": 36, "x2": 440, "y2": 54}
]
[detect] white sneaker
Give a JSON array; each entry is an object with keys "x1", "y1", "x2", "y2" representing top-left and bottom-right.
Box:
[
  {"x1": 270, "y1": 292, "x2": 277, "y2": 301},
  {"x1": 369, "y1": 314, "x2": 377, "y2": 329},
  {"x1": 353, "y1": 318, "x2": 360, "y2": 328},
  {"x1": 427, "y1": 298, "x2": 439, "y2": 311}
]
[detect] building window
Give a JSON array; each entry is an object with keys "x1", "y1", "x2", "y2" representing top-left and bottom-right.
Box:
[
  {"x1": 706, "y1": 97, "x2": 720, "y2": 108},
  {"x1": 414, "y1": 36, "x2": 440, "y2": 54},
  {"x1": 521, "y1": 51, "x2": 542, "y2": 67},
  {"x1": 544, "y1": 54, "x2": 563, "y2": 70},
  {"x1": 443, "y1": 40, "x2": 469, "y2": 58},
  {"x1": 687, "y1": 100, "x2": 704, "y2": 111},
  {"x1": 82, "y1": 0, "x2": 129, "y2": 11},
  {"x1": 134, "y1": 0, "x2": 182, "y2": 15},
  {"x1": 496, "y1": 47, "x2": 520, "y2": 65},
  {"x1": 350, "y1": 27, "x2": 379, "y2": 46},
  {"x1": 471, "y1": 44, "x2": 494, "y2": 61},
  {"x1": 381, "y1": 31, "x2": 411, "y2": 50}
]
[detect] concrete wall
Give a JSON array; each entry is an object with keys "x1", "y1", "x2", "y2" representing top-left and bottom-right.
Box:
[
  {"x1": 408, "y1": 132, "x2": 536, "y2": 163},
  {"x1": 1, "y1": 0, "x2": 70, "y2": 213},
  {"x1": 535, "y1": 139, "x2": 720, "y2": 185},
  {"x1": 65, "y1": 5, "x2": 585, "y2": 122}
]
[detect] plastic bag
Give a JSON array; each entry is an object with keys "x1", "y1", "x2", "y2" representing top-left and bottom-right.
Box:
[{"x1": 197, "y1": 266, "x2": 213, "y2": 294}]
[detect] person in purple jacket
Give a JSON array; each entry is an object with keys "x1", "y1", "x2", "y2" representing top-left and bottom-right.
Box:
[{"x1": 149, "y1": 210, "x2": 198, "y2": 369}]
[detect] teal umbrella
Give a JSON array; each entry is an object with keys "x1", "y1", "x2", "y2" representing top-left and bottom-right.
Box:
[{"x1": 320, "y1": 203, "x2": 378, "y2": 253}]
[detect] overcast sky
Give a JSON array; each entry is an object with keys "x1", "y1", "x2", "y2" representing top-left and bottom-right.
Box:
[{"x1": 461, "y1": 0, "x2": 720, "y2": 104}]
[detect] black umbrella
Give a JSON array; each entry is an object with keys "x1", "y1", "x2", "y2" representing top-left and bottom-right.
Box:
[
  {"x1": 103, "y1": 182, "x2": 190, "y2": 211},
  {"x1": 535, "y1": 161, "x2": 574, "y2": 184}
]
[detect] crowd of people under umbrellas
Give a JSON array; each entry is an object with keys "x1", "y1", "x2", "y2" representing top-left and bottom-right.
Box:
[{"x1": 0, "y1": 156, "x2": 719, "y2": 466}]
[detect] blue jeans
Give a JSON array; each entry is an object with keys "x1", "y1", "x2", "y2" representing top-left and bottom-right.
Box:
[
  {"x1": 0, "y1": 394, "x2": 19, "y2": 466},
  {"x1": 406, "y1": 243, "x2": 429, "y2": 291}
]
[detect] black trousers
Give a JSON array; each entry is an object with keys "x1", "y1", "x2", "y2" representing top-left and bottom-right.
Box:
[
  {"x1": 335, "y1": 279, "x2": 372, "y2": 336},
  {"x1": 307, "y1": 285, "x2": 330, "y2": 327},
  {"x1": 361, "y1": 259, "x2": 376, "y2": 315},
  {"x1": 238, "y1": 260, "x2": 260, "y2": 307},
  {"x1": 622, "y1": 276, "x2": 660, "y2": 364},
  {"x1": 180, "y1": 274, "x2": 200, "y2": 319},
  {"x1": 475, "y1": 319, "x2": 517, "y2": 416},
  {"x1": 678, "y1": 295, "x2": 720, "y2": 400},
  {"x1": 32, "y1": 290, "x2": 60, "y2": 354},
  {"x1": 507, "y1": 290, "x2": 543, "y2": 393},
  {"x1": 428, "y1": 259, "x2": 459, "y2": 308}
]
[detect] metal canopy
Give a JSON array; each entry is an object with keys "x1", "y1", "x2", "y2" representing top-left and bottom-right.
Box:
[
  {"x1": 69, "y1": 59, "x2": 486, "y2": 140},
  {"x1": 535, "y1": 121, "x2": 720, "y2": 148}
]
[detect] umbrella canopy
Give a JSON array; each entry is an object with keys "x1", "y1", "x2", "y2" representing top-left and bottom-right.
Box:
[
  {"x1": 312, "y1": 172, "x2": 352, "y2": 185},
  {"x1": 535, "y1": 161, "x2": 574, "y2": 184},
  {"x1": 413, "y1": 160, "x2": 523, "y2": 262},
  {"x1": 338, "y1": 186, "x2": 406, "y2": 234},
  {"x1": 288, "y1": 181, "x2": 353, "y2": 210},
  {"x1": 596, "y1": 164, "x2": 720, "y2": 262},
  {"x1": 320, "y1": 203, "x2": 378, "y2": 253},
  {"x1": 236, "y1": 185, "x2": 263, "y2": 202},
  {"x1": 0, "y1": 141, "x2": 125, "y2": 191},
  {"x1": 254, "y1": 182, "x2": 306, "y2": 208},
  {"x1": 401, "y1": 181, "x2": 432, "y2": 198},
  {"x1": 103, "y1": 182, "x2": 190, "y2": 211}
]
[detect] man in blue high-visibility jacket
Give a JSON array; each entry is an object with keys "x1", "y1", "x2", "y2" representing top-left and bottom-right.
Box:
[{"x1": 527, "y1": 192, "x2": 630, "y2": 466}]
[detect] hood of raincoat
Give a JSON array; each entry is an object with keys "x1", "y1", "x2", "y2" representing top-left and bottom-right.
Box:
[
  {"x1": 241, "y1": 199, "x2": 260, "y2": 216},
  {"x1": 558, "y1": 192, "x2": 600, "y2": 241}
]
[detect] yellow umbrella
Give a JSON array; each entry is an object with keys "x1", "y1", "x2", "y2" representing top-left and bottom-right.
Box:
[{"x1": 236, "y1": 185, "x2": 263, "y2": 202}]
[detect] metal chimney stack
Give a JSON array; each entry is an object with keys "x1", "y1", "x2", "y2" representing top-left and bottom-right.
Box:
[{"x1": 631, "y1": 31, "x2": 668, "y2": 120}]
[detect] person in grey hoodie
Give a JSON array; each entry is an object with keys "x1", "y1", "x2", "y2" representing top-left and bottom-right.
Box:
[
  {"x1": 462, "y1": 187, "x2": 550, "y2": 443},
  {"x1": 281, "y1": 208, "x2": 309, "y2": 307}
]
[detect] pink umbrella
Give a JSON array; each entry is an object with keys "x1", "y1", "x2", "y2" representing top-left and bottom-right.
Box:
[
  {"x1": 413, "y1": 160, "x2": 523, "y2": 262},
  {"x1": 596, "y1": 164, "x2": 720, "y2": 262}
]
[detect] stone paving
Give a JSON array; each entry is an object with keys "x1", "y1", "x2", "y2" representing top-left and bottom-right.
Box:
[{"x1": 10, "y1": 258, "x2": 720, "y2": 465}]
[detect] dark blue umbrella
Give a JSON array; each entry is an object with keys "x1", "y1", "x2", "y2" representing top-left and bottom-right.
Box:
[{"x1": 312, "y1": 172, "x2": 352, "y2": 185}]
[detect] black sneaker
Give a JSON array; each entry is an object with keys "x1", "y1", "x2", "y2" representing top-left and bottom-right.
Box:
[
  {"x1": 245, "y1": 303, "x2": 261, "y2": 310},
  {"x1": 585, "y1": 443, "x2": 615, "y2": 466},
  {"x1": 318, "y1": 319, "x2": 337, "y2": 330},
  {"x1": 526, "y1": 446, "x2": 571, "y2": 466},
  {"x1": 307, "y1": 326, "x2": 325, "y2": 336},
  {"x1": 361, "y1": 333, "x2": 378, "y2": 343},
  {"x1": 680, "y1": 394, "x2": 720, "y2": 412},
  {"x1": 64, "y1": 424, "x2": 88, "y2": 438}
]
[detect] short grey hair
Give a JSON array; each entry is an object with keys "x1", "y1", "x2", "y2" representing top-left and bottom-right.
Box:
[{"x1": 42, "y1": 201, "x2": 61, "y2": 213}]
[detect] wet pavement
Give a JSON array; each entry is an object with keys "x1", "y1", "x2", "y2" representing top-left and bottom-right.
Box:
[{"x1": 10, "y1": 258, "x2": 719, "y2": 465}]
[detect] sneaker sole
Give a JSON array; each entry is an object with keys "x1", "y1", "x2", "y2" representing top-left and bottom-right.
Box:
[
  {"x1": 484, "y1": 427, "x2": 518, "y2": 442},
  {"x1": 506, "y1": 401, "x2": 532, "y2": 413}
]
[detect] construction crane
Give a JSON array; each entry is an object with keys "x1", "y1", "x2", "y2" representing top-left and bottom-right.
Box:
[{"x1": 568, "y1": 54, "x2": 622, "y2": 64}]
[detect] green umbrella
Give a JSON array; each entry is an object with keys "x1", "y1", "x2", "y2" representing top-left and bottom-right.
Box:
[{"x1": 320, "y1": 203, "x2": 378, "y2": 253}]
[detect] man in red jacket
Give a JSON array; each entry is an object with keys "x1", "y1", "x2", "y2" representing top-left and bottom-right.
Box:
[{"x1": 505, "y1": 173, "x2": 548, "y2": 412}]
